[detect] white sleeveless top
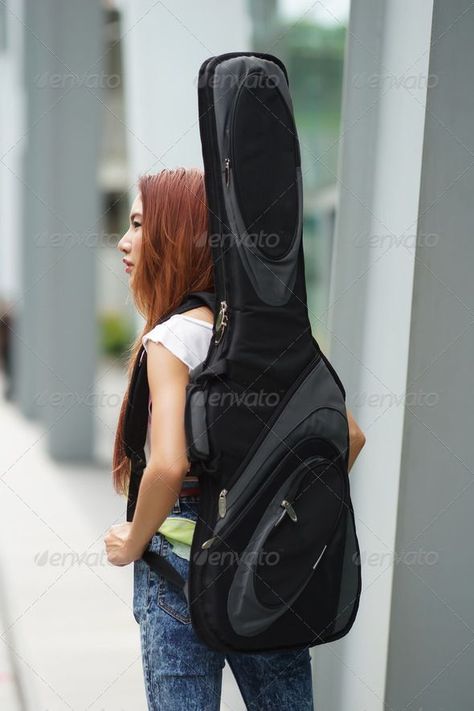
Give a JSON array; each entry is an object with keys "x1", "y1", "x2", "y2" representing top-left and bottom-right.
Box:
[{"x1": 141, "y1": 313, "x2": 213, "y2": 465}]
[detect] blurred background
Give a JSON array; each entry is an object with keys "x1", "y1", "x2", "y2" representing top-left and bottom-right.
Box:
[{"x1": 1, "y1": 0, "x2": 474, "y2": 709}]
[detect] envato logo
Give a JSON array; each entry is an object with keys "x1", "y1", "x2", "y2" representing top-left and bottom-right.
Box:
[
  {"x1": 34, "y1": 390, "x2": 122, "y2": 409},
  {"x1": 352, "y1": 391, "x2": 440, "y2": 409},
  {"x1": 34, "y1": 232, "x2": 121, "y2": 248},
  {"x1": 231, "y1": 231, "x2": 282, "y2": 251},
  {"x1": 352, "y1": 72, "x2": 439, "y2": 90},
  {"x1": 208, "y1": 390, "x2": 281, "y2": 409},
  {"x1": 195, "y1": 549, "x2": 280, "y2": 567},
  {"x1": 34, "y1": 72, "x2": 121, "y2": 90},
  {"x1": 195, "y1": 72, "x2": 281, "y2": 91},
  {"x1": 353, "y1": 232, "x2": 440, "y2": 249},
  {"x1": 353, "y1": 549, "x2": 439, "y2": 567},
  {"x1": 198, "y1": 230, "x2": 283, "y2": 251},
  {"x1": 35, "y1": 549, "x2": 108, "y2": 568}
]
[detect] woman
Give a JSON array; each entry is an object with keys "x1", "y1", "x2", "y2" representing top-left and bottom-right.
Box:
[{"x1": 104, "y1": 167, "x2": 366, "y2": 710}]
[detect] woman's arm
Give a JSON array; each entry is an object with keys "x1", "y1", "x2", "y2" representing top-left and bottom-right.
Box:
[
  {"x1": 347, "y1": 408, "x2": 366, "y2": 473},
  {"x1": 127, "y1": 341, "x2": 191, "y2": 558}
]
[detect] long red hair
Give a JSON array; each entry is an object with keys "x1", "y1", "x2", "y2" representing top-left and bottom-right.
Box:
[{"x1": 112, "y1": 168, "x2": 214, "y2": 496}]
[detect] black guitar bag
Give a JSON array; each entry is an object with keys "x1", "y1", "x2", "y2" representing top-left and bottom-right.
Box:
[
  {"x1": 125, "y1": 51, "x2": 362, "y2": 654},
  {"x1": 182, "y1": 52, "x2": 362, "y2": 652}
]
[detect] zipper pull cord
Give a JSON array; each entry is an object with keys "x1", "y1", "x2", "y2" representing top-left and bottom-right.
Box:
[
  {"x1": 218, "y1": 488, "x2": 228, "y2": 518},
  {"x1": 224, "y1": 157, "x2": 230, "y2": 187}
]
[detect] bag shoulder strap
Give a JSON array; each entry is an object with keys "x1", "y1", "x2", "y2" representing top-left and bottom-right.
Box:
[
  {"x1": 124, "y1": 291, "x2": 215, "y2": 591},
  {"x1": 123, "y1": 290, "x2": 216, "y2": 461},
  {"x1": 171, "y1": 290, "x2": 215, "y2": 319}
]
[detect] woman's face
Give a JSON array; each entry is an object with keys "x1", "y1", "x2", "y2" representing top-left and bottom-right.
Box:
[{"x1": 117, "y1": 193, "x2": 143, "y2": 277}]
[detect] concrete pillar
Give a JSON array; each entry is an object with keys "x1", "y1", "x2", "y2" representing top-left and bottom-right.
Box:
[
  {"x1": 0, "y1": 0, "x2": 23, "y2": 311},
  {"x1": 385, "y1": 2, "x2": 474, "y2": 709},
  {"x1": 17, "y1": 0, "x2": 102, "y2": 460},
  {"x1": 312, "y1": 1, "x2": 434, "y2": 709}
]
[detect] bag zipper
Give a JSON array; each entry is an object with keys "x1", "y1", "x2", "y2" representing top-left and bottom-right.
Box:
[
  {"x1": 200, "y1": 69, "x2": 228, "y2": 315},
  {"x1": 203, "y1": 438, "x2": 346, "y2": 552},
  {"x1": 218, "y1": 488, "x2": 228, "y2": 517},
  {"x1": 271, "y1": 453, "x2": 342, "y2": 530},
  {"x1": 269, "y1": 455, "x2": 331, "y2": 530},
  {"x1": 273, "y1": 499, "x2": 298, "y2": 527},
  {"x1": 214, "y1": 299, "x2": 229, "y2": 345},
  {"x1": 251, "y1": 454, "x2": 346, "y2": 580}
]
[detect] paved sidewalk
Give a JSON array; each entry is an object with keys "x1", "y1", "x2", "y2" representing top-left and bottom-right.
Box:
[{"x1": 0, "y1": 365, "x2": 245, "y2": 710}]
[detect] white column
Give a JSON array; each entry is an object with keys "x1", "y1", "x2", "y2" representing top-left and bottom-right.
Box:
[
  {"x1": 17, "y1": 0, "x2": 101, "y2": 459},
  {"x1": 118, "y1": 0, "x2": 251, "y2": 179},
  {"x1": 0, "y1": 0, "x2": 24, "y2": 309}
]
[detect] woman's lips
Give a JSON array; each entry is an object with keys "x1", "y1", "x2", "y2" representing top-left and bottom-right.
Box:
[{"x1": 123, "y1": 258, "x2": 133, "y2": 273}]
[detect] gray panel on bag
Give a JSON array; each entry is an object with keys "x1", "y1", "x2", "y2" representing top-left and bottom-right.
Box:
[
  {"x1": 189, "y1": 389, "x2": 210, "y2": 458},
  {"x1": 213, "y1": 356, "x2": 347, "y2": 536}
]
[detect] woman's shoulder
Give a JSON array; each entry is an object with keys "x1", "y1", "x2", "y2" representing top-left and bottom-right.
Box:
[
  {"x1": 179, "y1": 305, "x2": 214, "y2": 327},
  {"x1": 142, "y1": 308, "x2": 213, "y2": 371}
]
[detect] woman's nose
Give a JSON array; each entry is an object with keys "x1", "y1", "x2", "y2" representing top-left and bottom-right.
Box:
[{"x1": 117, "y1": 235, "x2": 130, "y2": 253}]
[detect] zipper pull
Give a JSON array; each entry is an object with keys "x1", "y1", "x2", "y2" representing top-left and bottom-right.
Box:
[
  {"x1": 281, "y1": 499, "x2": 298, "y2": 522},
  {"x1": 218, "y1": 488, "x2": 228, "y2": 518},
  {"x1": 214, "y1": 300, "x2": 229, "y2": 344},
  {"x1": 224, "y1": 157, "x2": 230, "y2": 187},
  {"x1": 201, "y1": 536, "x2": 216, "y2": 549}
]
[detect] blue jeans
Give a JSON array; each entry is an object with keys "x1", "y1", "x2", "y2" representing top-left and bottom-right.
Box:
[{"x1": 132, "y1": 495, "x2": 314, "y2": 710}]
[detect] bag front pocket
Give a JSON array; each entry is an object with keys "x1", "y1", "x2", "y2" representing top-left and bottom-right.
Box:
[{"x1": 227, "y1": 453, "x2": 346, "y2": 637}]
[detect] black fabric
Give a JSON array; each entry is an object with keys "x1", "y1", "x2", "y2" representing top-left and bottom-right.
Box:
[
  {"x1": 232, "y1": 74, "x2": 300, "y2": 260},
  {"x1": 188, "y1": 52, "x2": 361, "y2": 652},
  {"x1": 142, "y1": 549, "x2": 187, "y2": 593}
]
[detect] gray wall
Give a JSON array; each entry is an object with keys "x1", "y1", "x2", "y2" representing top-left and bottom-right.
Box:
[
  {"x1": 16, "y1": 0, "x2": 102, "y2": 460},
  {"x1": 317, "y1": 0, "x2": 474, "y2": 708},
  {"x1": 385, "y1": 1, "x2": 474, "y2": 709},
  {"x1": 313, "y1": 0, "x2": 435, "y2": 709}
]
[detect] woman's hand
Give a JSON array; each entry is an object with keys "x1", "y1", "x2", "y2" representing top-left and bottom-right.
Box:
[{"x1": 104, "y1": 522, "x2": 147, "y2": 567}]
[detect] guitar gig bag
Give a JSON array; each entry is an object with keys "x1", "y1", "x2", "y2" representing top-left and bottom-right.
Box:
[{"x1": 180, "y1": 52, "x2": 362, "y2": 653}]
